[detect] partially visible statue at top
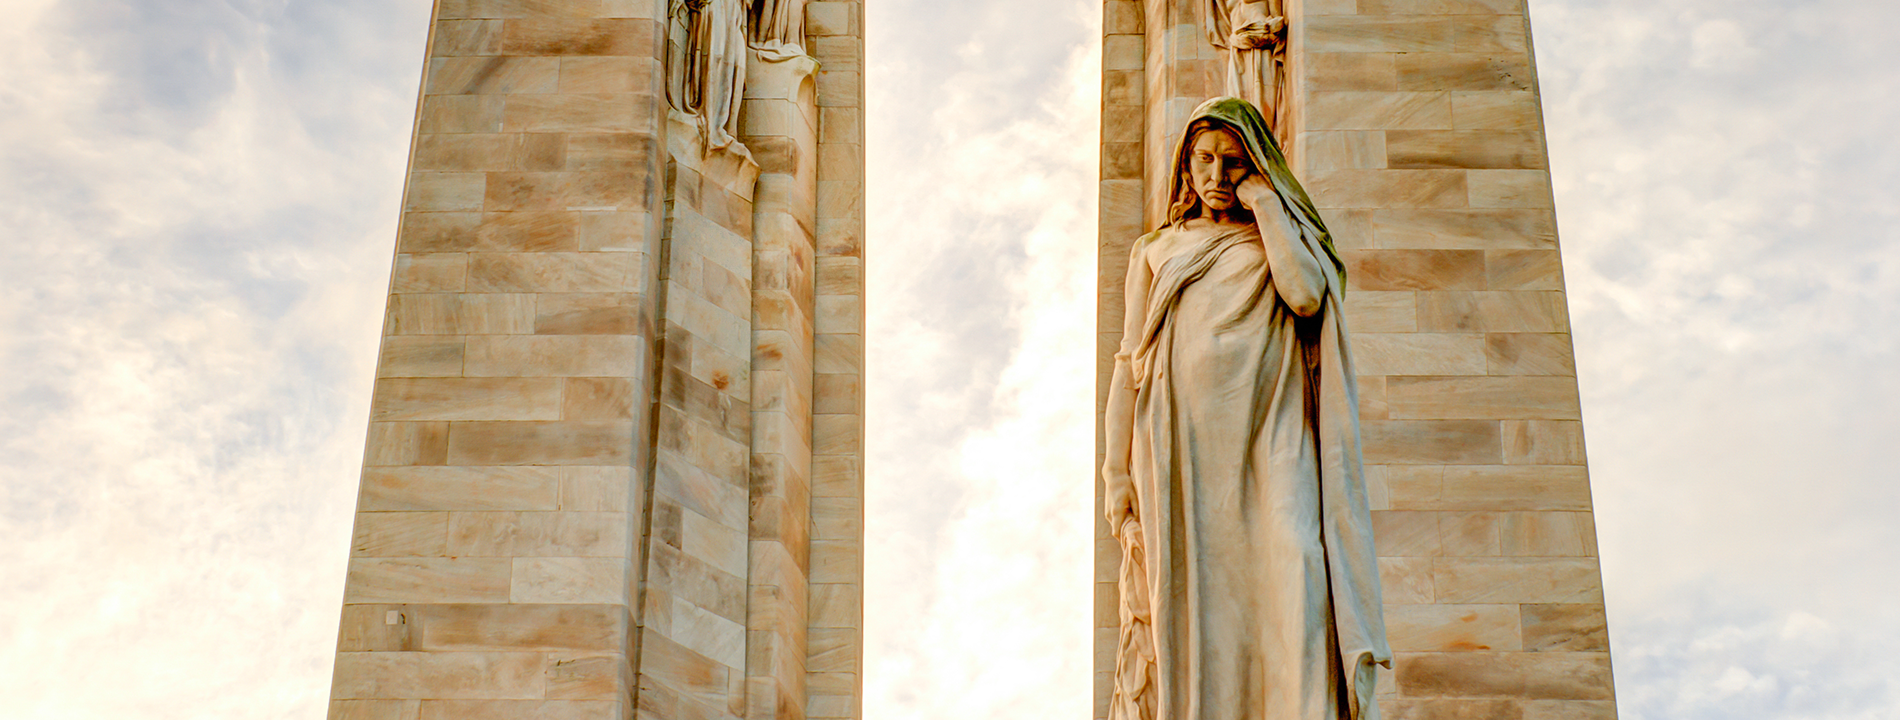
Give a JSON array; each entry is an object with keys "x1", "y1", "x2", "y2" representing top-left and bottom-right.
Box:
[
  {"x1": 750, "y1": 0, "x2": 806, "y2": 52},
  {"x1": 667, "y1": 0, "x2": 748, "y2": 150},
  {"x1": 1203, "y1": 0, "x2": 1290, "y2": 144}
]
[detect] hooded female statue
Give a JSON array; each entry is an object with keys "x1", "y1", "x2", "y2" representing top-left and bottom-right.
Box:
[{"x1": 1101, "y1": 97, "x2": 1390, "y2": 720}]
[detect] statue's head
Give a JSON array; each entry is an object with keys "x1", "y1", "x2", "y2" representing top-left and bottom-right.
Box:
[
  {"x1": 1167, "y1": 97, "x2": 1278, "y2": 227},
  {"x1": 1182, "y1": 120, "x2": 1257, "y2": 217}
]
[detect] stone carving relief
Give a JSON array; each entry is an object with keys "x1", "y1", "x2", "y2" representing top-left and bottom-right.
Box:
[
  {"x1": 750, "y1": 0, "x2": 807, "y2": 52},
  {"x1": 1101, "y1": 98, "x2": 1390, "y2": 720},
  {"x1": 1202, "y1": 0, "x2": 1290, "y2": 144},
  {"x1": 668, "y1": 0, "x2": 749, "y2": 150}
]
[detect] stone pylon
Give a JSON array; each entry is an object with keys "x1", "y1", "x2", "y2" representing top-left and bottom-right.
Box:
[
  {"x1": 327, "y1": 3, "x2": 865, "y2": 719},
  {"x1": 1096, "y1": 1, "x2": 1618, "y2": 718}
]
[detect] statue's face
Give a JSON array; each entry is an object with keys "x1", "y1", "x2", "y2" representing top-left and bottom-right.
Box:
[{"x1": 1188, "y1": 126, "x2": 1252, "y2": 212}]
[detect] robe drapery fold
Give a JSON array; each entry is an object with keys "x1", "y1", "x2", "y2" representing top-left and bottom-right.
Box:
[{"x1": 1108, "y1": 97, "x2": 1389, "y2": 720}]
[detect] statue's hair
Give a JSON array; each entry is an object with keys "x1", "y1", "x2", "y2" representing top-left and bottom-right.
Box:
[{"x1": 1167, "y1": 118, "x2": 1259, "y2": 228}]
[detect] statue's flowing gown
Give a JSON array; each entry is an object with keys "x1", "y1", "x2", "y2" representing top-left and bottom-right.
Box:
[{"x1": 1112, "y1": 226, "x2": 1387, "y2": 720}]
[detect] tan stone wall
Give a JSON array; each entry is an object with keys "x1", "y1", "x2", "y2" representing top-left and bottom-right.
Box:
[
  {"x1": 1095, "y1": 1, "x2": 1617, "y2": 718},
  {"x1": 330, "y1": 2, "x2": 863, "y2": 719},
  {"x1": 806, "y1": 4, "x2": 867, "y2": 718}
]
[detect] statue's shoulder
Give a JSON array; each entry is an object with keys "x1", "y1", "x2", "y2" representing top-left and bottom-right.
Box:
[{"x1": 1129, "y1": 227, "x2": 1170, "y2": 258}]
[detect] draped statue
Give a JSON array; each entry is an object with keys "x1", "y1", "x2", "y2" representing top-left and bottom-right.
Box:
[
  {"x1": 667, "y1": 0, "x2": 748, "y2": 150},
  {"x1": 1101, "y1": 98, "x2": 1391, "y2": 720},
  {"x1": 1202, "y1": 0, "x2": 1291, "y2": 144},
  {"x1": 750, "y1": 0, "x2": 806, "y2": 51}
]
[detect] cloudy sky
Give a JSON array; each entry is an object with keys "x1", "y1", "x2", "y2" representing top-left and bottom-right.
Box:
[{"x1": 1, "y1": 0, "x2": 1896, "y2": 718}]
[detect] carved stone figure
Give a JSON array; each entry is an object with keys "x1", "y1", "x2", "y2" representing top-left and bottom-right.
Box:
[
  {"x1": 750, "y1": 0, "x2": 806, "y2": 50},
  {"x1": 1202, "y1": 0, "x2": 1290, "y2": 144},
  {"x1": 1102, "y1": 98, "x2": 1390, "y2": 720},
  {"x1": 668, "y1": 0, "x2": 748, "y2": 149}
]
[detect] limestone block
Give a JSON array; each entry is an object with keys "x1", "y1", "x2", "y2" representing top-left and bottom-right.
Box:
[
  {"x1": 1442, "y1": 512, "x2": 1503, "y2": 556},
  {"x1": 1396, "y1": 55, "x2": 1534, "y2": 93},
  {"x1": 407, "y1": 173, "x2": 488, "y2": 212},
  {"x1": 393, "y1": 254, "x2": 471, "y2": 293},
  {"x1": 1303, "y1": 131, "x2": 1387, "y2": 172},
  {"x1": 1378, "y1": 699, "x2": 1522, "y2": 720},
  {"x1": 1346, "y1": 249, "x2": 1486, "y2": 291},
  {"x1": 514, "y1": 133, "x2": 566, "y2": 170},
  {"x1": 1345, "y1": 291, "x2": 1419, "y2": 333},
  {"x1": 1385, "y1": 604, "x2": 1523, "y2": 652},
  {"x1": 328, "y1": 699, "x2": 422, "y2": 720},
  {"x1": 558, "y1": 466, "x2": 636, "y2": 512},
  {"x1": 682, "y1": 507, "x2": 749, "y2": 577},
  {"x1": 1380, "y1": 557, "x2": 1436, "y2": 604},
  {"x1": 1387, "y1": 131, "x2": 1545, "y2": 170},
  {"x1": 1373, "y1": 511, "x2": 1442, "y2": 557},
  {"x1": 432, "y1": 19, "x2": 504, "y2": 57},
  {"x1": 545, "y1": 652, "x2": 627, "y2": 699},
  {"x1": 512, "y1": 557, "x2": 628, "y2": 603},
  {"x1": 1485, "y1": 334, "x2": 1575, "y2": 376},
  {"x1": 1523, "y1": 701, "x2": 1618, "y2": 720},
  {"x1": 416, "y1": 135, "x2": 517, "y2": 172},
  {"x1": 1395, "y1": 652, "x2": 1612, "y2": 699},
  {"x1": 810, "y1": 455, "x2": 861, "y2": 499},
  {"x1": 648, "y1": 542, "x2": 748, "y2": 623},
  {"x1": 1354, "y1": 334, "x2": 1486, "y2": 375},
  {"x1": 1418, "y1": 292, "x2": 1569, "y2": 333},
  {"x1": 416, "y1": 701, "x2": 621, "y2": 720},
  {"x1": 669, "y1": 596, "x2": 747, "y2": 669},
  {"x1": 1453, "y1": 92, "x2": 1543, "y2": 131},
  {"x1": 448, "y1": 511, "x2": 630, "y2": 557},
  {"x1": 360, "y1": 467, "x2": 561, "y2": 511},
  {"x1": 1308, "y1": 17, "x2": 1457, "y2": 53},
  {"x1": 414, "y1": 604, "x2": 627, "y2": 652},
  {"x1": 1501, "y1": 420, "x2": 1586, "y2": 466},
  {"x1": 365, "y1": 423, "x2": 452, "y2": 467},
  {"x1": 379, "y1": 338, "x2": 466, "y2": 378},
  {"x1": 1308, "y1": 169, "x2": 1466, "y2": 208},
  {"x1": 1358, "y1": 0, "x2": 1527, "y2": 13},
  {"x1": 1468, "y1": 170, "x2": 1554, "y2": 208},
  {"x1": 1371, "y1": 209, "x2": 1557, "y2": 250},
  {"x1": 1307, "y1": 92, "x2": 1452, "y2": 131},
  {"x1": 345, "y1": 558, "x2": 513, "y2": 603},
  {"x1": 1105, "y1": 35, "x2": 1144, "y2": 71},
  {"x1": 333, "y1": 651, "x2": 544, "y2": 699},
  {"x1": 1501, "y1": 512, "x2": 1597, "y2": 557},
  {"x1": 465, "y1": 336, "x2": 643, "y2": 377},
  {"x1": 385, "y1": 293, "x2": 537, "y2": 336},
  {"x1": 420, "y1": 96, "x2": 507, "y2": 134},
  {"x1": 1362, "y1": 420, "x2": 1502, "y2": 465},
  {"x1": 468, "y1": 253, "x2": 643, "y2": 294},
  {"x1": 809, "y1": 585, "x2": 861, "y2": 628},
  {"x1": 427, "y1": 57, "x2": 561, "y2": 95},
  {"x1": 1386, "y1": 465, "x2": 1593, "y2": 511},
  {"x1": 438, "y1": 1, "x2": 617, "y2": 20},
  {"x1": 352, "y1": 512, "x2": 451, "y2": 557},
  {"x1": 372, "y1": 378, "x2": 563, "y2": 422},
  {"x1": 1521, "y1": 604, "x2": 1610, "y2": 653},
  {"x1": 1435, "y1": 558, "x2": 1602, "y2": 604},
  {"x1": 500, "y1": 19, "x2": 652, "y2": 56},
  {"x1": 1387, "y1": 376, "x2": 1580, "y2": 420},
  {"x1": 446, "y1": 421, "x2": 636, "y2": 465},
  {"x1": 1306, "y1": 53, "x2": 1399, "y2": 92},
  {"x1": 1452, "y1": 16, "x2": 1531, "y2": 53}
]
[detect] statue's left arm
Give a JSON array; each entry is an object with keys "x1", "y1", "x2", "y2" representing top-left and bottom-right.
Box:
[{"x1": 1239, "y1": 175, "x2": 1326, "y2": 316}]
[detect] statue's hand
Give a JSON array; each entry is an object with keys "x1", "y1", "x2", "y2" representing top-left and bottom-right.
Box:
[
  {"x1": 1103, "y1": 466, "x2": 1136, "y2": 536},
  {"x1": 1237, "y1": 173, "x2": 1281, "y2": 218}
]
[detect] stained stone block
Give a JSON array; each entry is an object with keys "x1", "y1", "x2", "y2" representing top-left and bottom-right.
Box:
[
  {"x1": 1385, "y1": 604, "x2": 1523, "y2": 652},
  {"x1": 1371, "y1": 209, "x2": 1557, "y2": 250}
]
